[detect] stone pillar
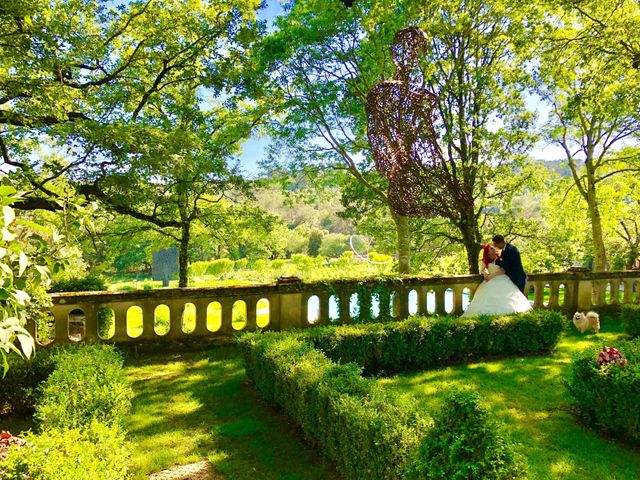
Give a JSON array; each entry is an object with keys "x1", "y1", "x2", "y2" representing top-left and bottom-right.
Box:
[
  {"x1": 576, "y1": 278, "x2": 593, "y2": 311},
  {"x1": 319, "y1": 293, "x2": 330, "y2": 325},
  {"x1": 279, "y1": 293, "x2": 304, "y2": 330},
  {"x1": 83, "y1": 303, "x2": 98, "y2": 341}
]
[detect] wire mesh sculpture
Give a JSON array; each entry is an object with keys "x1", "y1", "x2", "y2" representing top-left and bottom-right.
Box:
[{"x1": 366, "y1": 27, "x2": 443, "y2": 216}]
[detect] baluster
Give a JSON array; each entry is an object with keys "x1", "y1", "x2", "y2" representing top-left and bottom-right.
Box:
[
  {"x1": 317, "y1": 293, "x2": 330, "y2": 325},
  {"x1": 623, "y1": 280, "x2": 633, "y2": 304},
  {"x1": 397, "y1": 287, "x2": 410, "y2": 319},
  {"x1": 220, "y1": 298, "x2": 234, "y2": 334},
  {"x1": 112, "y1": 304, "x2": 129, "y2": 342},
  {"x1": 141, "y1": 303, "x2": 156, "y2": 339},
  {"x1": 193, "y1": 299, "x2": 209, "y2": 335},
  {"x1": 549, "y1": 282, "x2": 560, "y2": 309},
  {"x1": 416, "y1": 286, "x2": 428, "y2": 315},
  {"x1": 245, "y1": 297, "x2": 257, "y2": 331},
  {"x1": 452, "y1": 287, "x2": 463, "y2": 315},
  {"x1": 338, "y1": 291, "x2": 351, "y2": 324},
  {"x1": 435, "y1": 287, "x2": 446, "y2": 316},
  {"x1": 533, "y1": 282, "x2": 545, "y2": 308}
]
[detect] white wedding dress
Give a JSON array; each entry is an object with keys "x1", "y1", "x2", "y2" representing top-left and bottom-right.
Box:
[{"x1": 462, "y1": 262, "x2": 532, "y2": 317}]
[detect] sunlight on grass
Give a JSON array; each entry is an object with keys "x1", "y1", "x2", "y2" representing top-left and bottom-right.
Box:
[
  {"x1": 124, "y1": 347, "x2": 337, "y2": 480},
  {"x1": 378, "y1": 319, "x2": 639, "y2": 480}
]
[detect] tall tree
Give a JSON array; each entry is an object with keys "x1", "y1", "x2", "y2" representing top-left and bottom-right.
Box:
[
  {"x1": 538, "y1": 1, "x2": 640, "y2": 271},
  {"x1": 0, "y1": 0, "x2": 265, "y2": 284},
  {"x1": 256, "y1": 0, "x2": 540, "y2": 274}
]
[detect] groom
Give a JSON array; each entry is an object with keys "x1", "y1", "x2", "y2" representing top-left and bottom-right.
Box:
[{"x1": 493, "y1": 235, "x2": 527, "y2": 294}]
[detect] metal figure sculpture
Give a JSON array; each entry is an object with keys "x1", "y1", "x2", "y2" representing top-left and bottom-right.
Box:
[{"x1": 366, "y1": 27, "x2": 443, "y2": 216}]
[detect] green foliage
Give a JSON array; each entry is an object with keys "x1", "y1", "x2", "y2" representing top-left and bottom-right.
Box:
[
  {"x1": 405, "y1": 390, "x2": 525, "y2": 480},
  {"x1": 35, "y1": 344, "x2": 132, "y2": 430},
  {"x1": 239, "y1": 334, "x2": 428, "y2": 479},
  {"x1": 49, "y1": 275, "x2": 107, "y2": 293},
  {"x1": 0, "y1": 421, "x2": 129, "y2": 480},
  {"x1": 565, "y1": 337, "x2": 640, "y2": 441},
  {"x1": 0, "y1": 348, "x2": 56, "y2": 415},
  {"x1": 188, "y1": 259, "x2": 236, "y2": 278},
  {"x1": 302, "y1": 310, "x2": 565, "y2": 374},
  {"x1": 307, "y1": 230, "x2": 323, "y2": 257},
  {"x1": 621, "y1": 304, "x2": 640, "y2": 337},
  {"x1": 234, "y1": 258, "x2": 249, "y2": 270}
]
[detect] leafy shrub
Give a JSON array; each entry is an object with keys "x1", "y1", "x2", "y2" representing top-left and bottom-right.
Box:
[
  {"x1": 406, "y1": 390, "x2": 525, "y2": 480},
  {"x1": 291, "y1": 254, "x2": 323, "y2": 271},
  {"x1": 0, "y1": 421, "x2": 129, "y2": 480},
  {"x1": 0, "y1": 349, "x2": 56, "y2": 414},
  {"x1": 565, "y1": 337, "x2": 640, "y2": 441},
  {"x1": 187, "y1": 261, "x2": 208, "y2": 277},
  {"x1": 239, "y1": 334, "x2": 427, "y2": 479},
  {"x1": 234, "y1": 258, "x2": 249, "y2": 270},
  {"x1": 621, "y1": 304, "x2": 640, "y2": 337},
  {"x1": 302, "y1": 310, "x2": 564, "y2": 374},
  {"x1": 206, "y1": 258, "x2": 235, "y2": 276},
  {"x1": 270, "y1": 259, "x2": 286, "y2": 270},
  {"x1": 48, "y1": 275, "x2": 106, "y2": 293},
  {"x1": 252, "y1": 259, "x2": 268, "y2": 270},
  {"x1": 35, "y1": 344, "x2": 132, "y2": 430}
]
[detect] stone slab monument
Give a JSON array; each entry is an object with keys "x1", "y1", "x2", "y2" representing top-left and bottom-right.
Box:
[{"x1": 152, "y1": 247, "x2": 179, "y2": 287}]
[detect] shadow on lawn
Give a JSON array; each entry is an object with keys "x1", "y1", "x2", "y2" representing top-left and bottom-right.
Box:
[
  {"x1": 124, "y1": 345, "x2": 340, "y2": 480},
  {"x1": 380, "y1": 323, "x2": 640, "y2": 480}
]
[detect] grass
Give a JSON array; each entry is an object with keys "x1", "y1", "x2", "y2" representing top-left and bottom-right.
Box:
[
  {"x1": 124, "y1": 346, "x2": 339, "y2": 480},
  {"x1": 377, "y1": 317, "x2": 640, "y2": 480}
]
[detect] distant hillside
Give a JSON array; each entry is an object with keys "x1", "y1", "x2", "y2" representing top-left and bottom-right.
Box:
[{"x1": 537, "y1": 159, "x2": 572, "y2": 177}]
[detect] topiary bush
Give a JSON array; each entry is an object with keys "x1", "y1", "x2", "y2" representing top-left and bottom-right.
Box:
[
  {"x1": 0, "y1": 349, "x2": 57, "y2": 415},
  {"x1": 405, "y1": 390, "x2": 525, "y2": 480},
  {"x1": 240, "y1": 334, "x2": 428, "y2": 479},
  {"x1": 35, "y1": 344, "x2": 132, "y2": 430},
  {"x1": 565, "y1": 337, "x2": 640, "y2": 442},
  {"x1": 240, "y1": 324, "x2": 531, "y2": 480},
  {"x1": 621, "y1": 304, "x2": 640, "y2": 337},
  {"x1": 0, "y1": 421, "x2": 129, "y2": 480},
  {"x1": 302, "y1": 310, "x2": 565, "y2": 374}
]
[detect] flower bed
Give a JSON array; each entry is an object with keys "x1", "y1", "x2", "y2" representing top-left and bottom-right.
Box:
[
  {"x1": 565, "y1": 337, "x2": 640, "y2": 442},
  {"x1": 239, "y1": 311, "x2": 563, "y2": 479}
]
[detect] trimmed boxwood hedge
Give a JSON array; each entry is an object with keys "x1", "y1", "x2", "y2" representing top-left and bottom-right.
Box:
[
  {"x1": 302, "y1": 309, "x2": 565, "y2": 374},
  {"x1": 0, "y1": 344, "x2": 131, "y2": 480},
  {"x1": 240, "y1": 334, "x2": 427, "y2": 479},
  {"x1": 621, "y1": 303, "x2": 640, "y2": 337},
  {"x1": 565, "y1": 337, "x2": 640, "y2": 442},
  {"x1": 240, "y1": 311, "x2": 562, "y2": 479}
]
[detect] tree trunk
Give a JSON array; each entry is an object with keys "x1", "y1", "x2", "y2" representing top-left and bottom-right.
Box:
[
  {"x1": 586, "y1": 186, "x2": 607, "y2": 271},
  {"x1": 392, "y1": 213, "x2": 411, "y2": 274},
  {"x1": 458, "y1": 216, "x2": 482, "y2": 275},
  {"x1": 178, "y1": 221, "x2": 190, "y2": 287}
]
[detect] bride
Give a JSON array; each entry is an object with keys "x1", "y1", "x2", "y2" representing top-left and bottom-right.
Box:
[{"x1": 462, "y1": 244, "x2": 532, "y2": 317}]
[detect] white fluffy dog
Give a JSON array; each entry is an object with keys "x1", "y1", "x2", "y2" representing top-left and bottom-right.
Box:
[{"x1": 572, "y1": 311, "x2": 600, "y2": 334}]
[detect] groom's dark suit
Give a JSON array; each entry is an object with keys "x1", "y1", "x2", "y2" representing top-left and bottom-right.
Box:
[{"x1": 495, "y1": 243, "x2": 527, "y2": 294}]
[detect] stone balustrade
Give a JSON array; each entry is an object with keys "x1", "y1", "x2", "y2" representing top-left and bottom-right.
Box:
[{"x1": 33, "y1": 270, "x2": 640, "y2": 346}]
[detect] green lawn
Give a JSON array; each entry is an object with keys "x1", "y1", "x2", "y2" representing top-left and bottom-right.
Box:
[
  {"x1": 124, "y1": 346, "x2": 339, "y2": 480},
  {"x1": 377, "y1": 319, "x2": 640, "y2": 480}
]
